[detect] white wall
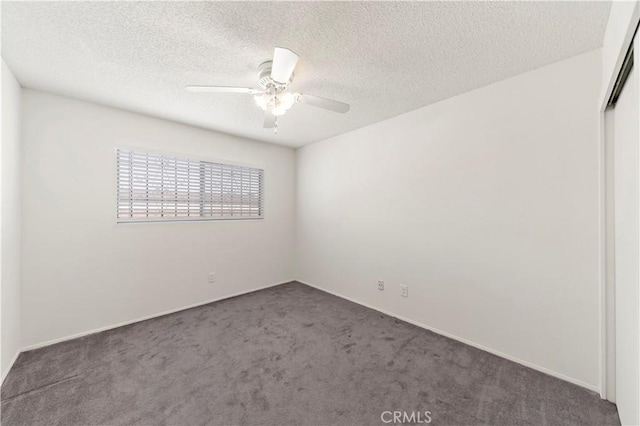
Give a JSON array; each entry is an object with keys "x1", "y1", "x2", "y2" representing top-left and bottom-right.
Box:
[
  {"x1": 296, "y1": 50, "x2": 602, "y2": 389},
  {"x1": 20, "y1": 90, "x2": 296, "y2": 348},
  {"x1": 1, "y1": 59, "x2": 22, "y2": 381}
]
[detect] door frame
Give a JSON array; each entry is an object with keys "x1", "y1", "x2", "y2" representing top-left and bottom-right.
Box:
[{"x1": 599, "y1": 5, "x2": 640, "y2": 401}]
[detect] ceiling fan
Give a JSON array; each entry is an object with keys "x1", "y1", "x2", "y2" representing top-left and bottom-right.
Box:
[{"x1": 186, "y1": 47, "x2": 350, "y2": 134}]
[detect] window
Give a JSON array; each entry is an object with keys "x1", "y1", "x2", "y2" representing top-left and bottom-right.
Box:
[{"x1": 117, "y1": 149, "x2": 263, "y2": 222}]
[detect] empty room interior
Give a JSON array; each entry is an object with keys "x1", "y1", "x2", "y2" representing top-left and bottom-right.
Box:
[{"x1": 1, "y1": 1, "x2": 640, "y2": 425}]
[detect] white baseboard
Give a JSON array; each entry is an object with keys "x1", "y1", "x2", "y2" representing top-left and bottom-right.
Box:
[
  {"x1": 297, "y1": 279, "x2": 600, "y2": 394},
  {"x1": 20, "y1": 280, "x2": 293, "y2": 352},
  {"x1": 1, "y1": 350, "x2": 21, "y2": 386}
]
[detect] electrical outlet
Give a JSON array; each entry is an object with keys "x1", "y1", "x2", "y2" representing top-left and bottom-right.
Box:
[
  {"x1": 378, "y1": 280, "x2": 385, "y2": 291},
  {"x1": 400, "y1": 284, "x2": 408, "y2": 297},
  {"x1": 208, "y1": 272, "x2": 216, "y2": 283}
]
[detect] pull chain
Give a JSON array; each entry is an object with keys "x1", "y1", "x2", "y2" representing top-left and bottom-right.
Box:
[{"x1": 274, "y1": 85, "x2": 278, "y2": 134}]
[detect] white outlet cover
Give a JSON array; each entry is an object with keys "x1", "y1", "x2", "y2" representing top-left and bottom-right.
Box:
[
  {"x1": 208, "y1": 272, "x2": 216, "y2": 283},
  {"x1": 377, "y1": 280, "x2": 384, "y2": 290},
  {"x1": 401, "y1": 285, "x2": 408, "y2": 297}
]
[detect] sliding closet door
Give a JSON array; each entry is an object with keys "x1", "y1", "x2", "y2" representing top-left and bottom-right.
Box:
[{"x1": 614, "y1": 38, "x2": 640, "y2": 426}]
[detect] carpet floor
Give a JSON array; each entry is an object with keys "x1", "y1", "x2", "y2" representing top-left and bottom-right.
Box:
[{"x1": 1, "y1": 282, "x2": 619, "y2": 425}]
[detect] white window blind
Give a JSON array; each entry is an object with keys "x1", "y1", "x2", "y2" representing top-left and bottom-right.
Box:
[{"x1": 117, "y1": 149, "x2": 264, "y2": 222}]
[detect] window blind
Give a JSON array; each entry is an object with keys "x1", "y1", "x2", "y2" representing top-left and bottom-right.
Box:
[{"x1": 117, "y1": 149, "x2": 264, "y2": 222}]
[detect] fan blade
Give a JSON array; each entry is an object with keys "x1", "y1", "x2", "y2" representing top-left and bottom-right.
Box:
[
  {"x1": 185, "y1": 86, "x2": 262, "y2": 94},
  {"x1": 263, "y1": 111, "x2": 276, "y2": 128},
  {"x1": 298, "y1": 93, "x2": 350, "y2": 113},
  {"x1": 270, "y1": 47, "x2": 298, "y2": 84}
]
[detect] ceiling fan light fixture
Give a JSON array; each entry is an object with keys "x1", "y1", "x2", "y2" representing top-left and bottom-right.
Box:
[
  {"x1": 272, "y1": 92, "x2": 296, "y2": 116},
  {"x1": 255, "y1": 91, "x2": 297, "y2": 116},
  {"x1": 271, "y1": 106, "x2": 287, "y2": 116},
  {"x1": 254, "y1": 92, "x2": 271, "y2": 110}
]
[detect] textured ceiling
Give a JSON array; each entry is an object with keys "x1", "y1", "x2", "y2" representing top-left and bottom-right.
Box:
[{"x1": 1, "y1": 1, "x2": 611, "y2": 148}]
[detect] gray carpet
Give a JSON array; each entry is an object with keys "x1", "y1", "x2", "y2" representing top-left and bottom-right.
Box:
[{"x1": 1, "y1": 282, "x2": 619, "y2": 425}]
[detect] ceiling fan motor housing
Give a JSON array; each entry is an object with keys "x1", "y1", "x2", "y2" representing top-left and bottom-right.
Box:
[{"x1": 257, "y1": 61, "x2": 293, "y2": 91}]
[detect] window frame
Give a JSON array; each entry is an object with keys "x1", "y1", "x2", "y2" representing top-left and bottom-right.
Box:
[{"x1": 115, "y1": 147, "x2": 265, "y2": 224}]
